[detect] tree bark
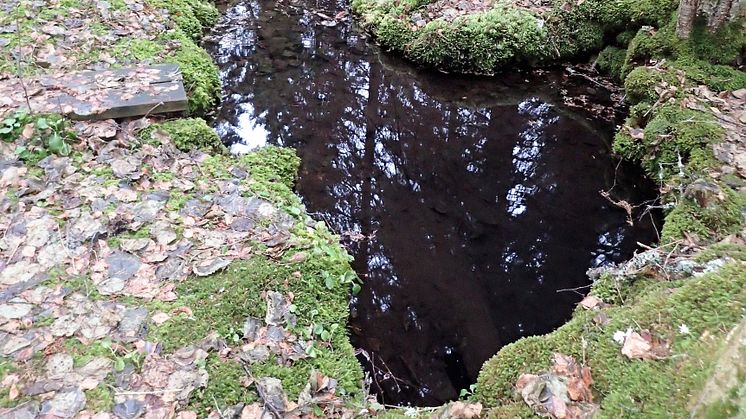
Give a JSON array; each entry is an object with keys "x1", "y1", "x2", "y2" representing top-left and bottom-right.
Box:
[
  {"x1": 707, "y1": 0, "x2": 733, "y2": 31},
  {"x1": 676, "y1": 0, "x2": 700, "y2": 38}
]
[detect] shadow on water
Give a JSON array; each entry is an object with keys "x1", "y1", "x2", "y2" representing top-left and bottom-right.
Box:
[{"x1": 204, "y1": 0, "x2": 661, "y2": 406}]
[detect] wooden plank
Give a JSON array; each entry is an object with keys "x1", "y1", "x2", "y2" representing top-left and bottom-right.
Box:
[{"x1": 0, "y1": 64, "x2": 189, "y2": 120}]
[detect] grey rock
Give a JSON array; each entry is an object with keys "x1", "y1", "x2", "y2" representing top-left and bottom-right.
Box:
[
  {"x1": 23, "y1": 379, "x2": 63, "y2": 396},
  {"x1": 113, "y1": 398, "x2": 145, "y2": 419},
  {"x1": 241, "y1": 344, "x2": 270, "y2": 364},
  {"x1": 116, "y1": 307, "x2": 149, "y2": 342},
  {"x1": 0, "y1": 301, "x2": 33, "y2": 319},
  {"x1": 266, "y1": 325, "x2": 285, "y2": 344},
  {"x1": 684, "y1": 179, "x2": 723, "y2": 209},
  {"x1": 2, "y1": 400, "x2": 40, "y2": 418},
  {"x1": 242, "y1": 316, "x2": 262, "y2": 341},
  {"x1": 107, "y1": 252, "x2": 141, "y2": 281},
  {"x1": 264, "y1": 291, "x2": 286, "y2": 326},
  {"x1": 257, "y1": 377, "x2": 287, "y2": 413},
  {"x1": 180, "y1": 198, "x2": 212, "y2": 218},
  {"x1": 193, "y1": 257, "x2": 231, "y2": 277},
  {"x1": 40, "y1": 388, "x2": 86, "y2": 417},
  {"x1": 132, "y1": 200, "x2": 163, "y2": 223},
  {"x1": 46, "y1": 353, "x2": 74, "y2": 378},
  {"x1": 97, "y1": 277, "x2": 126, "y2": 295},
  {"x1": 155, "y1": 256, "x2": 185, "y2": 281},
  {"x1": 230, "y1": 217, "x2": 255, "y2": 232}
]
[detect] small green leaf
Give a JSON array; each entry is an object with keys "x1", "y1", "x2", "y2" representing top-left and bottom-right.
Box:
[
  {"x1": 114, "y1": 358, "x2": 126, "y2": 372},
  {"x1": 35, "y1": 118, "x2": 50, "y2": 130},
  {"x1": 352, "y1": 282, "x2": 361, "y2": 295},
  {"x1": 324, "y1": 275, "x2": 335, "y2": 289}
]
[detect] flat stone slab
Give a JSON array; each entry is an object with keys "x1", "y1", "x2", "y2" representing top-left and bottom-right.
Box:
[{"x1": 0, "y1": 64, "x2": 188, "y2": 120}]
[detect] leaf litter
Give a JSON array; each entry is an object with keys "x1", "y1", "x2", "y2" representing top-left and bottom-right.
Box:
[{"x1": 0, "y1": 110, "x2": 317, "y2": 416}]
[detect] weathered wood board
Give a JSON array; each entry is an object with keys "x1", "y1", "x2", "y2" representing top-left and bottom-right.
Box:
[{"x1": 0, "y1": 64, "x2": 188, "y2": 120}]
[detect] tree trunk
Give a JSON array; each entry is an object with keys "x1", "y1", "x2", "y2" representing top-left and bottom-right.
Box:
[
  {"x1": 677, "y1": 0, "x2": 700, "y2": 38},
  {"x1": 707, "y1": 0, "x2": 733, "y2": 31}
]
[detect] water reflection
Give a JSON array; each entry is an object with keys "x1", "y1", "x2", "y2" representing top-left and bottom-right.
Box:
[{"x1": 205, "y1": 0, "x2": 659, "y2": 406}]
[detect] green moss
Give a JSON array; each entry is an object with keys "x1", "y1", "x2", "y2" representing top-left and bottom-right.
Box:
[
  {"x1": 671, "y1": 57, "x2": 746, "y2": 92},
  {"x1": 149, "y1": 0, "x2": 218, "y2": 40},
  {"x1": 110, "y1": 38, "x2": 164, "y2": 62},
  {"x1": 544, "y1": 8, "x2": 604, "y2": 60},
  {"x1": 148, "y1": 253, "x2": 363, "y2": 401},
  {"x1": 595, "y1": 0, "x2": 678, "y2": 29},
  {"x1": 695, "y1": 243, "x2": 746, "y2": 263},
  {"x1": 660, "y1": 184, "x2": 744, "y2": 243},
  {"x1": 596, "y1": 46, "x2": 626, "y2": 81},
  {"x1": 187, "y1": 355, "x2": 256, "y2": 416},
  {"x1": 63, "y1": 339, "x2": 113, "y2": 368},
  {"x1": 477, "y1": 263, "x2": 746, "y2": 418},
  {"x1": 237, "y1": 146, "x2": 302, "y2": 209},
  {"x1": 143, "y1": 118, "x2": 224, "y2": 153},
  {"x1": 85, "y1": 385, "x2": 114, "y2": 412},
  {"x1": 163, "y1": 31, "x2": 221, "y2": 114},
  {"x1": 622, "y1": 65, "x2": 680, "y2": 105},
  {"x1": 622, "y1": 18, "x2": 746, "y2": 89},
  {"x1": 405, "y1": 8, "x2": 546, "y2": 74},
  {"x1": 615, "y1": 30, "x2": 638, "y2": 47},
  {"x1": 613, "y1": 104, "x2": 724, "y2": 178}
]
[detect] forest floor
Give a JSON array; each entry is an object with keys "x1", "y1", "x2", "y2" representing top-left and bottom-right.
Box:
[
  {"x1": 1, "y1": 0, "x2": 746, "y2": 418},
  {"x1": 0, "y1": 0, "x2": 374, "y2": 418}
]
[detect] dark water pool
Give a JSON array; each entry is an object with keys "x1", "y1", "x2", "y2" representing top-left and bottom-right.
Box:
[{"x1": 204, "y1": 0, "x2": 660, "y2": 406}]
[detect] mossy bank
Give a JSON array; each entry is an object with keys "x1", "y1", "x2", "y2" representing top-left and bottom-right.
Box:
[
  {"x1": 467, "y1": 7, "x2": 745, "y2": 419},
  {"x1": 352, "y1": 0, "x2": 688, "y2": 74}
]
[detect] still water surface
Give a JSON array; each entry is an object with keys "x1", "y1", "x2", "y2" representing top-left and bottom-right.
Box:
[{"x1": 204, "y1": 0, "x2": 659, "y2": 405}]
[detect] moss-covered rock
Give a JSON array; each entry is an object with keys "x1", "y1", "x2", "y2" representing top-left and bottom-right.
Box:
[
  {"x1": 622, "y1": 17, "x2": 746, "y2": 90},
  {"x1": 163, "y1": 31, "x2": 221, "y2": 113},
  {"x1": 660, "y1": 182, "x2": 745, "y2": 243},
  {"x1": 150, "y1": 0, "x2": 218, "y2": 40},
  {"x1": 108, "y1": 1, "x2": 221, "y2": 114},
  {"x1": 406, "y1": 8, "x2": 546, "y2": 73},
  {"x1": 352, "y1": 0, "x2": 687, "y2": 73},
  {"x1": 622, "y1": 65, "x2": 681, "y2": 105},
  {"x1": 618, "y1": 104, "x2": 724, "y2": 177},
  {"x1": 142, "y1": 118, "x2": 225, "y2": 153},
  {"x1": 596, "y1": 46, "x2": 627, "y2": 81},
  {"x1": 477, "y1": 263, "x2": 746, "y2": 417}
]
